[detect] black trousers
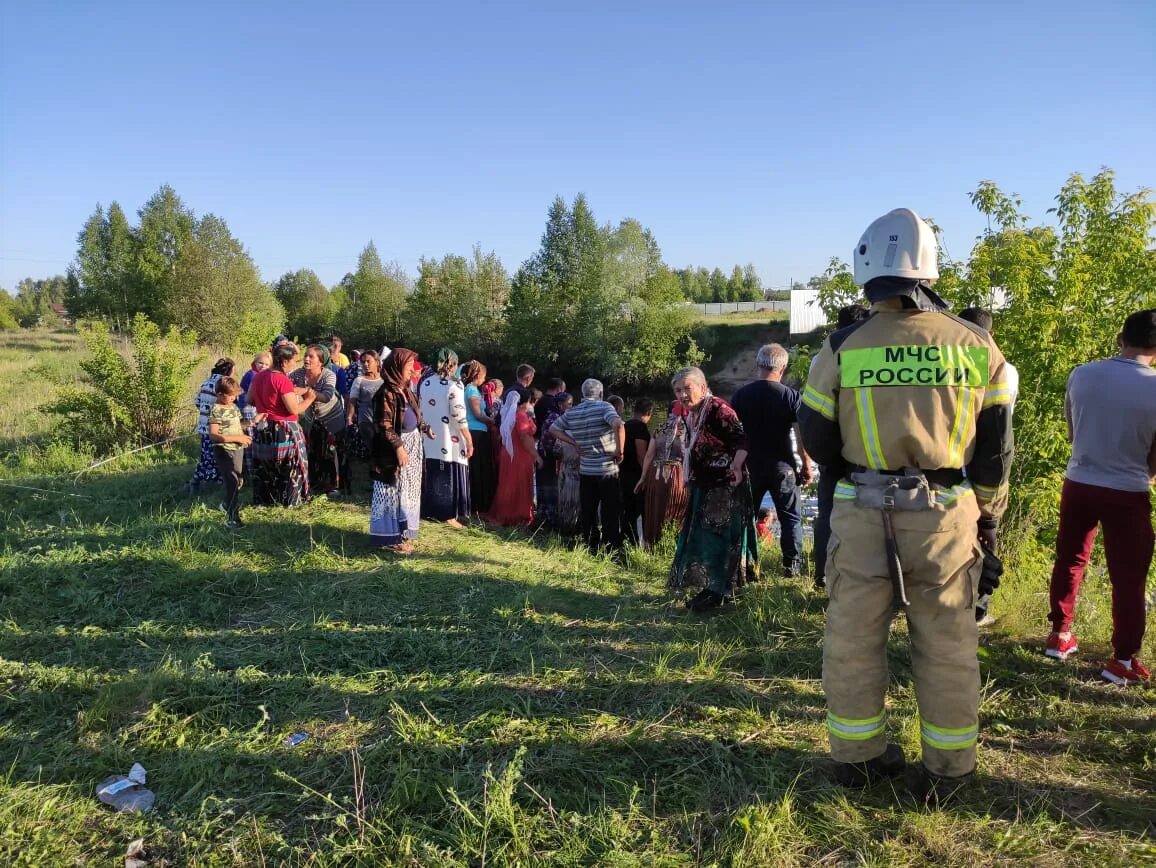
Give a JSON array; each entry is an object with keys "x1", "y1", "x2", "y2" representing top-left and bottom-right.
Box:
[
  {"x1": 580, "y1": 473, "x2": 624, "y2": 553},
  {"x1": 620, "y1": 471, "x2": 643, "y2": 545},
  {"x1": 213, "y1": 444, "x2": 244, "y2": 520},
  {"x1": 812, "y1": 467, "x2": 838, "y2": 581}
]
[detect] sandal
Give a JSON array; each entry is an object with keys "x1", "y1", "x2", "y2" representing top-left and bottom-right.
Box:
[{"x1": 384, "y1": 542, "x2": 415, "y2": 554}]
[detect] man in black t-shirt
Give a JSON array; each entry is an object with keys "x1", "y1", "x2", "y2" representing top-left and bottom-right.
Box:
[
  {"x1": 620, "y1": 397, "x2": 653, "y2": 545},
  {"x1": 730, "y1": 343, "x2": 812, "y2": 576}
]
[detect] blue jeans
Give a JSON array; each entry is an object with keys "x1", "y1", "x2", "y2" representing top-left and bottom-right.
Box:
[{"x1": 749, "y1": 461, "x2": 803, "y2": 569}]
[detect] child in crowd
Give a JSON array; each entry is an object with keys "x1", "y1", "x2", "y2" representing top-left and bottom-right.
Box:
[
  {"x1": 607, "y1": 394, "x2": 625, "y2": 416},
  {"x1": 207, "y1": 377, "x2": 262, "y2": 528},
  {"x1": 755, "y1": 507, "x2": 773, "y2": 541},
  {"x1": 239, "y1": 351, "x2": 271, "y2": 407}
]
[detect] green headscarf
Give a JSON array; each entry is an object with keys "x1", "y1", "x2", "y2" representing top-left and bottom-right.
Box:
[
  {"x1": 436, "y1": 348, "x2": 459, "y2": 377},
  {"x1": 308, "y1": 344, "x2": 331, "y2": 366}
]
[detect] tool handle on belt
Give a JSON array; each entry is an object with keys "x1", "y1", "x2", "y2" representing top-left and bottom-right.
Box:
[{"x1": 881, "y1": 510, "x2": 909, "y2": 609}]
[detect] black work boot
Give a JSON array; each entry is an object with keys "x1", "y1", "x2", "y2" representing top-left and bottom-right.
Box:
[
  {"x1": 906, "y1": 763, "x2": 972, "y2": 806},
  {"x1": 832, "y1": 743, "x2": 906, "y2": 787}
]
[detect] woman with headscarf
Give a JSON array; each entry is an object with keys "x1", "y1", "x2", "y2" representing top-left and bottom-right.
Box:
[
  {"x1": 484, "y1": 389, "x2": 541, "y2": 526},
  {"x1": 668, "y1": 366, "x2": 759, "y2": 612},
  {"x1": 290, "y1": 344, "x2": 346, "y2": 496},
  {"x1": 417, "y1": 348, "x2": 473, "y2": 527},
  {"x1": 183, "y1": 357, "x2": 236, "y2": 494},
  {"x1": 635, "y1": 401, "x2": 691, "y2": 547},
  {"x1": 369, "y1": 348, "x2": 432, "y2": 552},
  {"x1": 249, "y1": 342, "x2": 316, "y2": 507},
  {"x1": 461, "y1": 360, "x2": 498, "y2": 513}
]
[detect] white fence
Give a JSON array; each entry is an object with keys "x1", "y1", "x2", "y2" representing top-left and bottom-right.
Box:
[{"x1": 789, "y1": 289, "x2": 826, "y2": 335}]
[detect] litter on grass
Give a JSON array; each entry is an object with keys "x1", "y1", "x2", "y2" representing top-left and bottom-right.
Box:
[
  {"x1": 285, "y1": 732, "x2": 310, "y2": 747},
  {"x1": 96, "y1": 763, "x2": 155, "y2": 813}
]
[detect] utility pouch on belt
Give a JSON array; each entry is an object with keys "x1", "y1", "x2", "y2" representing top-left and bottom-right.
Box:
[{"x1": 848, "y1": 470, "x2": 935, "y2": 610}]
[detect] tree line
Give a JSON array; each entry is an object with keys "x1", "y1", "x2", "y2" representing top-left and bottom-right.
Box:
[{"x1": 2, "y1": 188, "x2": 799, "y2": 385}]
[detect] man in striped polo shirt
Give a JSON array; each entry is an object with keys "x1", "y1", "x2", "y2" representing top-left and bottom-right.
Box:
[{"x1": 551, "y1": 378, "x2": 627, "y2": 558}]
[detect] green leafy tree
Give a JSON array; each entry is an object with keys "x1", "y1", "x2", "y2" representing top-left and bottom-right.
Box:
[
  {"x1": 810, "y1": 257, "x2": 862, "y2": 322},
  {"x1": 47, "y1": 314, "x2": 201, "y2": 453},
  {"x1": 274, "y1": 268, "x2": 333, "y2": 339},
  {"x1": 741, "y1": 264, "x2": 762, "y2": 301},
  {"x1": 404, "y1": 247, "x2": 509, "y2": 360},
  {"x1": 165, "y1": 214, "x2": 285, "y2": 350},
  {"x1": 963, "y1": 171, "x2": 1156, "y2": 490},
  {"x1": 12, "y1": 275, "x2": 69, "y2": 326},
  {"x1": 0, "y1": 291, "x2": 18, "y2": 331},
  {"x1": 335, "y1": 242, "x2": 409, "y2": 347},
  {"x1": 134, "y1": 186, "x2": 196, "y2": 322}
]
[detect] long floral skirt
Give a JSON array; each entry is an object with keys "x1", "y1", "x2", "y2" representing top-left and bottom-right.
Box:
[
  {"x1": 421, "y1": 459, "x2": 470, "y2": 521},
  {"x1": 642, "y1": 461, "x2": 689, "y2": 547},
  {"x1": 670, "y1": 481, "x2": 759, "y2": 596},
  {"x1": 399, "y1": 428, "x2": 423, "y2": 537},
  {"x1": 190, "y1": 434, "x2": 221, "y2": 483},
  {"x1": 370, "y1": 480, "x2": 408, "y2": 546},
  {"x1": 251, "y1": 421, "x2": 309, "y2": 507}
]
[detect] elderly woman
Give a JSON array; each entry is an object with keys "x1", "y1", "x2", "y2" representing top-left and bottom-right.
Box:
[
  {"x1": 290, "y1": 344, "x2": 346, "y2": 496},
  {"x1": 369, "y1": 348, "x2": 432, "y2": 553},
  {"x1": 668, "y1": 366, "x2": 759, "y2": 612},
  {"x1": 248, "y1": 342, "x2": 316, "y2": 507},
  {"x1": 418, "y1": 349, "x2": 474, "y2": 527},
  {"x1": 635, "y1": 400, "x2": 691, "y2": 547},
  {"x1": 183, "y1": 357, "x2": 236, "y2": 494}
]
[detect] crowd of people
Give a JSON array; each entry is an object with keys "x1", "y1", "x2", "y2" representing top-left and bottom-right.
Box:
[{"x1": 181, "y1": 208, "x2": 1155, "y2": 806}]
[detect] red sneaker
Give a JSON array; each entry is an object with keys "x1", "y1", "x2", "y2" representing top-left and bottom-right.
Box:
[
  {"x1": 1045, "y1": 632, "x2": 1078, "y2": 661},
  {"x1": 1101, "y1": 657, "x2": 1151, "y2": 686}
]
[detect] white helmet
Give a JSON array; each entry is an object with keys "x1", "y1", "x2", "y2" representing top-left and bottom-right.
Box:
[{"x1": 853, "y1": 208, "x2": 939, "y2": 286}]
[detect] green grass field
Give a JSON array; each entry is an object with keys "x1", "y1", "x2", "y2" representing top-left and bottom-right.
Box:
[{"x1": 1, "y1": 329, "x2": 1153, "y2": 866}]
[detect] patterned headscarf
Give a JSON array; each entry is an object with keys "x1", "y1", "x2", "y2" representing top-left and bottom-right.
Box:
[
  {"x1": 308, "y1": 344, "x2": 331, "y2": 367},
  {"x1": 436, "y1": 348, "x2": 459, "y2": 377},
  {"x1": 381, "y1": 347, "x2": 418, "y2": 393}
]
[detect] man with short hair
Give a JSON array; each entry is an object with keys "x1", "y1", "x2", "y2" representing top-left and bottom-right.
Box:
[
  {"x1": 958, "y1": 308, "x2": 1018, "y2": 414},
  {"x1": 550, "y1": 378, "x2": 626, "y2": 557},
  {"x1": 535, "y1": 377, "x2": 567, "y2": 436},
  {"x1": 730, "y1": 342, "x2": 813, "y2": 576},
  {"x1": 1045, "y1": 309, "x2": 1156, "y2": 685},
  {"x1": 509, "y1": 364, "x2": 536, "y2": 403}
]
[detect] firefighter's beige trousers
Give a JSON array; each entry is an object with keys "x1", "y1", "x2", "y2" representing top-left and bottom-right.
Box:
[{"x1": 823, "y1": 491, "x2": 983, "y2": 778}]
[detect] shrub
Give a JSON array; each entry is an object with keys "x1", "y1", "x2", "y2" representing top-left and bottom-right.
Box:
[{"x1": 47, "y1": 314, "x2": 201, "y2": 454}]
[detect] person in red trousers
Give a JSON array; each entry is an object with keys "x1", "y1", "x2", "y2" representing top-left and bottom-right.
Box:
[{"x1": 1046, "y1": 309, "x2": 1156, "y2": 685}]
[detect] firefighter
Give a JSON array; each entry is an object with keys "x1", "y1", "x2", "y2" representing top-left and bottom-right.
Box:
[{"x1": 798, "y1": 208, "x2": 1013, "y2": 802}]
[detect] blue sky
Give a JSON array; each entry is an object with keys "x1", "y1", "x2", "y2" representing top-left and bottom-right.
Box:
[{"x1": 1, "y1": 1, "x2": 1153, "y2": 292}]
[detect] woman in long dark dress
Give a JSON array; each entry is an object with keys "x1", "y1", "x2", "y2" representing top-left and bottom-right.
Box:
[
  {"x1": 369, "y1": 348, "x2": 432, "y2": 553},
  {"x1": 668, "y1": 366, "x2": 759, "y2": 612},
  {"x1": 290, "y1": 344, "x2": 346, "y2": 496}
]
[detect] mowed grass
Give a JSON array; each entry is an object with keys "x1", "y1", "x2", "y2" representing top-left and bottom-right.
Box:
[{"x1": 0, "y1": 328, "x2": 1154, "y2": 866}]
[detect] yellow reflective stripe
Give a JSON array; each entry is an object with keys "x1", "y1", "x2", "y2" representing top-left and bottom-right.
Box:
[
  {"x1": 854, "y1": 387, "x2": 886, "y2": 470},
  {"x1": 834, "y1": 481, "x2": 856, "y2": 501},
  {"x1": 934, "y1": 481, "x2": 974, "y2": 506},
  {"x1": 828, "y1": 711, "x2": 886, "y2": 741},
  {"x1": 802, "y1": 384, "x2": 837, "y2": 421},
  {"x1": 921, "y1": 720, "x2": 978, "y2": 750},
  {"x1": 972, "y1": 481, "x2": 1005, "y2": 501},
  {"x1": 981, "y1": 380, "x2": 1012, "y2": 409},
  {"x1": 947, "y1": 385, "x2": 973, "y2": 467}
]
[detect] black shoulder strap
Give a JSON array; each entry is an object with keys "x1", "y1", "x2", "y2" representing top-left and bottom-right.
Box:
[{"x1": 829, "y1": 312, "x2": 876, "y2": 353}]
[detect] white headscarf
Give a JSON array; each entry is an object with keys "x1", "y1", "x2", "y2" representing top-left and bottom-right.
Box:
[{"x1": 500, "y1": 389, "x2": 522, "y2": 458}]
